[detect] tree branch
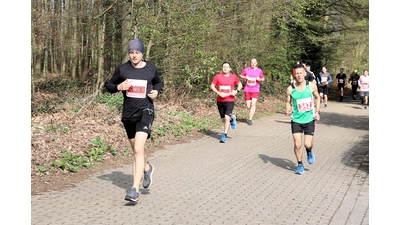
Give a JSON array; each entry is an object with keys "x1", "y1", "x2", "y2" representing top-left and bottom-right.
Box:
[{"x1": 94, "y1": 0, "x2": 119, "y2": 19}]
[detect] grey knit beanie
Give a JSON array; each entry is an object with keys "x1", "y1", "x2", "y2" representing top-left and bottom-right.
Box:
[{"x1": 128, "y1": 39, "x2": 144, "y2": 53}]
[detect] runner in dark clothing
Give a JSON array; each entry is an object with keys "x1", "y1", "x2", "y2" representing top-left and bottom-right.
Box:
[
  {"x1": 348, "y1": 70, "x2": 360, "y2": 100},
  {"x1": 300, "y1": 60, "x2": 315, "y2": 84},
  {"x1": 106, "y1": 39, "x2": 163, "y2": 202},
  {"x1": 336, "y1": 68, "x2": 347, "y2": 102}
]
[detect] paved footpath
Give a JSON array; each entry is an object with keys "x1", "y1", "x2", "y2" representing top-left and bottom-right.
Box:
[{"x1": 31, "y1": 99, "x2": 369, "y2": 225}]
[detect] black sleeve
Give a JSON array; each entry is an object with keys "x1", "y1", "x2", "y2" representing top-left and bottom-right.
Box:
[
  {"x1": 316, "y1": 74, "x2": 321, "y2": 84},
  {"x1": 306, "y1": 71, "x2": 315, "y2": 82},
  {"x1": 152, "y1": 68, "x2": 163, "y2": 93},
  {"x1": 105, "y1": 66, "x2": 122, "y2": 93}
]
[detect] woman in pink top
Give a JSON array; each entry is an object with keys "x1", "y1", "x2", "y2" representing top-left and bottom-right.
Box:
[
  {"x1": 240, "y1": 58, "x2": 265, "y2": 125},
  {"x1": 358, "y1": 69, "x2": 369, "y2": 109}
]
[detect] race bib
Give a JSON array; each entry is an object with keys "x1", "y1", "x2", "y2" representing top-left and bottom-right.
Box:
[
  {"x1": 352, "y1": 81, "x2": 357, "y2": 85},
  {"x1": 127, "y1": 79, "x2": 147, "y2": 98},
  {"x1": 339, "y1": 79, "x2": 344, "y2": 83},
  {"x1": 247, "y1": 77, "x2": 257, "y2": 86},
  {"x1": 321, "y1": 77, "x2": 327, "y2": 82},
  {"x1": 296, "y1": 97, "x2": 313, "y2": 112},
  {"x1": 219, "y1": 85, "x2": 231, "y2": 93}
]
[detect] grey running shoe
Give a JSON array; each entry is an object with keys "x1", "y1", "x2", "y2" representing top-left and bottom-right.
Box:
[
  {"x1": 247, "y1": 120, "x2": 252, "y2": 125},
  {"x1": 143, "y1": 163, "x2": 154, "y2": 189},
  {"x1": 124, "y1": 187, "x2": 139, "y2": 202}
]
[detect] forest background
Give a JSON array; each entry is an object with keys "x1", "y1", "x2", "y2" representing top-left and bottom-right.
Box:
[{"x1": 30, "y1": 0, "x2": 369, "y2": 194}]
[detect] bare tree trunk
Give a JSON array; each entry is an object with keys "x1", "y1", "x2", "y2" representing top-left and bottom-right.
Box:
[
  {"x1": 78, "y1": 32, "x2": 83, "y2": 80},
  {"x1": 96, "y1": 14, "x2": 106, "y2": 93},
  {"x1": 43, "y1": 37, "x2": 48, "y2": 80},
  {"x1": 31, "y1": 42, "x2": 35, "y2": 101},
  {"x1": 82, "y1": 3, "x2": 95, "y2": 82},
  {"x1": 145, "y1": 0, "x2": 162, "y2": 61},
  {"x1": 59, "y1": 0, "x2": 69, "y2": 78},
  {"x1": 49, "y1": 36, "x2": 58, "y2": 76},
  {"x1": 42, "y1": 0, "x2": 50, "y2": 81},
  {"x1": 90, "y1": 1, "x2": 99, "y2": 81},
  {"x1": 33, "y1": 0, "x2": 43, "y2": 78},
  {"x1": 71, "y1": 1, "x2": 78, "y2": 80},
  {"x1": 84, "y1": 20, "x2": 94, "y2": 81},
  {"x1": 120, "y1": 2, "x2": 131, "y2": 63}
]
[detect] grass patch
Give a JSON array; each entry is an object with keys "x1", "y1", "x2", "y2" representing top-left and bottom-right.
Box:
[
  {"x1": 36, "y1": 165, "x2": 48, "y2": 174},
  {"x1": 43, "y1": 124, "x2": 70, "y2": 133},
  {"x1": 96, "y1": 93, "x2": 123, "y2": 113},
  {"x1": 51, "y1": 136, "x2": 116, "y2": 173}
]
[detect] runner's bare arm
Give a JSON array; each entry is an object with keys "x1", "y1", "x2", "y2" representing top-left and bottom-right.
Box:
[
  {"x1": 285, "y1": 86, "x2": 292, "y2": 116},
  {"x1": 310, "y1": 83, "x2": 321, "y2": 120}
]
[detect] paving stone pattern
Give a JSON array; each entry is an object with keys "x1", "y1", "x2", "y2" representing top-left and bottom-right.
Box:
[{"x1": 31, "y1": 99, "x2": 369, "y2": 225}]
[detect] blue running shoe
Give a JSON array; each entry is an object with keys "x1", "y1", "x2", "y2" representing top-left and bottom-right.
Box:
[
  {"x1": 230, "y1": 115, "x2": 237, "y2": 129},
  {"x1": 124, "y1": 187, "x2": 139, "y2": 202},
  {"x1": 295, "y1": 164, "x2": 304, "y2": 175},
  {"x1": 220, "y1": 133, "x2": 227, "y2": 143},
  {"x1": 307, "y1": 151, "x2": 315, "y2": 164}
]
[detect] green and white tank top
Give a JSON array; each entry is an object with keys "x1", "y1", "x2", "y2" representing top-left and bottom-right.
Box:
[{"x1": 291, "y1": 81, "x2": 315, "y2": 123}]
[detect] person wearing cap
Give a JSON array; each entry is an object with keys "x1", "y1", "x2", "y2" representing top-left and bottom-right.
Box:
[
  {"x1": 285, "y1": 63, "x2": 320, "y2": 175},
  {"x1": 105, "y1": 39, "x2": 163, "y2": 202},
  {"x1": 240, "y1": 58, "x2": 265, "y2": 125},
  {"x1": 348, "y1": 69, "x2": 360, "y2": 100}
]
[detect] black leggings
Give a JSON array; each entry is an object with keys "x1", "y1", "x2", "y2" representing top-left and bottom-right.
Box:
[{"x1": 351, "y1": 85, "x2": 358, "y2": 96}]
